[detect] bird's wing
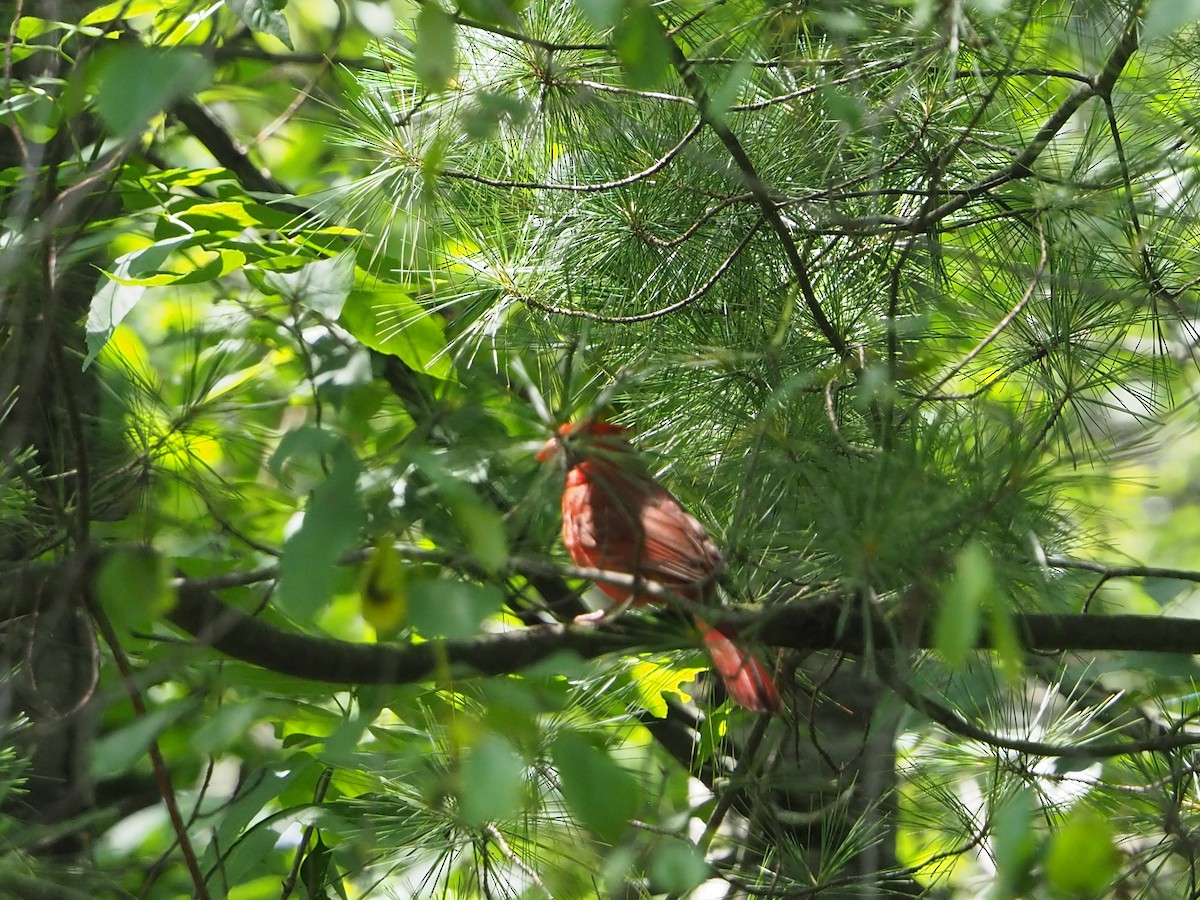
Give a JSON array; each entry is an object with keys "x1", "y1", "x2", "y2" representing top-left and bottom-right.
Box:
[{"x1": 569, "y1": 462, "x2": 722, "y2": 597}]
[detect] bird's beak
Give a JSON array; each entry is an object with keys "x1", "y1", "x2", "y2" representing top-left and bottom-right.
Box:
[{"x1": 535, "y1": 435, "x2": 562, "y2": 463}]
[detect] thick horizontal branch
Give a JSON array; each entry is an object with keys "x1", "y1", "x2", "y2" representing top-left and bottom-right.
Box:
[
  {"x1": 11, "y1": 551, "x2": 1200, "y2": 688},
  {"x1": 163, "y1": 584, "x2": 1200, "y2": 686}
]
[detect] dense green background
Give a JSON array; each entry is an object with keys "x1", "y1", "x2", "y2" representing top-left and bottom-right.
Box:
[{"x1": 6, "y1": 0, "x2": 1200, "y2": 896}]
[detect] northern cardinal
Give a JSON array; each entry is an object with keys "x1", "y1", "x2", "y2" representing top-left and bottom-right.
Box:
[{"x1": 538, "y1": 419, "x2": 781, "y2": 714}]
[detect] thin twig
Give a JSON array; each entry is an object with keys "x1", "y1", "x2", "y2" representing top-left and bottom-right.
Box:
[
  {"x1": 87, "y1": 596, "x2": 212, "y2": 900},
  {"x1": 523, "y1": 221, "x2": 762, "y2": 322},
  {"x1": 1044, "y1": 557, "x2": 1200, "y2": 585},
  {"x1": 914, "y1": 218, "x2": 1047, "y2": 404},
  {"x1": 279, "y1": 768, "x2": 333, "y2": 900},
  {"x1": 663, "y1": 31, "x2": 848, "y2": 358},
  {"x1": 442, "y1": 119, "x2": 704, "y2": 193},
  {"x1": 887, "y1": 670, "x2": 1200, "y2": 759}
]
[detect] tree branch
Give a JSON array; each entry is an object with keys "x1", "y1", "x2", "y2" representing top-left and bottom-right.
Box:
[{"x1": 663, "y1": 32, "x2": 848, "y2": 357}]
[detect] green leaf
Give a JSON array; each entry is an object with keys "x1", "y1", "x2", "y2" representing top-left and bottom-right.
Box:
[
  {"x1": 190, "y1": 701, "x2": 266, "y2": 755},
  {"x1": 575, "y1": 0, "x2": 622, "y2": 29},
  {"x1": 84, "y1": 237, "x2": 195, "y2": 368},
  {"x1": 94, "y1": 546, "x2": 176, "y2": 632},
  {"x1": 934, "y1": 541, "x2": 992, "y2": 668},
  {"x1": 408, "y1": 579, "x2": 503, "y2": 639},
  {"x1": 90, "y1": 701, "x2": 191, "y2": 779},
  {"x1": 1044, "y1": 807, "x2": 1117, "y2": 896},
  {"x1": 268, "y1": 425, "x2": 342, "y2": 486},
  {"x1": 339, "y1": 286, "x2": 454, "y2": 380},
  {"x1": 458, "y1": 734, "x2": 527, "y2": 827},
  {"x1": 987, "y1": 590, "x2": 1024, "y2": 684},
  {"x1": 264, "y1": 250, "x2": 356, "y2": 319},
  {"x1": 301, "y1": 836, "x2": 336, "y2": 899},
  {"x1": 93, "y1": 46, "x2": 212, "y2": 137},
  {"x1": 991, "y1": 788, "x2": 1040, "y2": 899},
  {"x1": 227, "y1": 0, "x2": 294, "y2": 48},
  {"x1": 648, "y1": 841, "x2": 709, "y2": 894},
  {"x1": 175, "y1": 200, "x2": 263, "y2": 230},
  {"x1": 822, "y1": 84, "x2": 866, "y2": 131},
  {"x1": 80, "y1": 0, "x2": 162, "y2": 25},
  {"x1": 551, "y1": 731, "x2": 639, "y2": 843},
  {"x1": 457, "y1": 0, "x2": 526, "y2": 26},
  {"x1": 414, "y1": 4, "x2": 457, "y2": 93},
  {"x1": 1143, "y1": 0, "x2": 1200, "y2": 42},
  {"x1": 614, "y1": 3, "x2": 668, "y2": 90},
  {"x1": 278, "y1": 443, "x2": 366, "y2": 620}
]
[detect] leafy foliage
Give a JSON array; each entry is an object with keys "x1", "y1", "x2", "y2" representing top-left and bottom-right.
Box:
[{"x1": 7, "y1": 0, "x2": 1200, "y2": 897}]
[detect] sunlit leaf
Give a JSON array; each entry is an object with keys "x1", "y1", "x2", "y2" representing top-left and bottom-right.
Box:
[
  {"x1": 227, "y1": 0, "x2": 294, "y2": 48},
  {"x1": 278, "y1": 442, "x2": 366, "y2": 620},
  {"x1": 358, "y1": 541, "x2": 409, "y2": 637},
  {"x1": 408, "y1": 579, "x2": 503, "y2": 639},
  {"x1": 93, "y1": 46, "x2": 212, "y2": 137},
  {"x1": 94, "y1": 546, "x2": 176, "y2": 633},
  {"x1": 414, "y1": 4, "x2": 457, "y2": 93},
  {"x1": 339, "y1": 286, "x2": 454, "y2": 380},
  {"x1": 458, "y1": 734, "x2": 527, "y2": 827},
  {"x1": 934, "y1": 541, "x2": 993, "y2": 668},
  {"x1": 1045, "y1": 807, "x2": 1118, "y2": 896},
  {"x1": 263, "y1": 250, "x2": 355, "y2": 319},
  {"x1": 551, "y1": 731, "x2": 639, "y2": 842}
]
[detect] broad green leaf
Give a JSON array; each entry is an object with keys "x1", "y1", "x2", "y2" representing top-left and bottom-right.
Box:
[
  {"x1": 217, "y1": 825, "x2": 280, "y2": 894},
  {"x1": 614, "y1": 3, "x2": 668, "y2": 90},
  {"x1": 339, "y1": 286, "x2": 454, "y2": 380},
  {"x1": 1045, "y1": 807, "x2": 1117, "y2": 896},
  {"x1": 300, "y1": 836, "x2": 337, "y2": 899},
  {"x1": 278, "y1": 443, "x2": 366, "y2": 620},
  {"x1": 190, "y1": 701, "x2": 265, "y2": 755},
  {"x1": 457, "y1": 0, "x2": 526, "y2": 26},
  {"x1": 93, "y1": 46, "x2": 212, "y2": 137},
  {"x1": 263, "y1": 250, "x2": 355, "y2": 318},
  {"x1": 90, "y1": 701, "x2": 192, "y2": 779},
  {"x1": 94, "y1": 545, "x2": 176, "y2": 632},
  {"x1": 823, "y1": 85, "x2": 866, "y2": 130},
  {"x1": 648, "y1": 841, "x2": 709, "y2": 894},
  {"x1": 934, "y1": 541, "x2": 992, "y2": 668},
  {"x1": 412, "y1": 456, "x2": 508, "y2": 571},
  {"x1": 175, "y1": 200, "x2": 262, "y2": 230},
  {"x1": 551, "y1": 731, "x2": 639, "y2": 843},
  {"x1": 14, "y1": 17, "x2": 59, "y2": 40},
  {"x1": 80, "y1": 0, "x2": 162, "y2": 25},
  {"x1": 268, "y1": 425, "x2": 342, "y2": 486},
  {"x1": 414, "y1": 4, "x2": 457, "y2": 93},
  {"x1": 227, "y1": 0, "x2": 294, "y2": 48},
  {"x1": 988, "y1": 590, "x2": 1024, "y2": 684},
  {"x1": 85, "y1": 253, "x2": 163, "y2": 368},
  {"x1": 458, "y1": 734, "x2": 526, "y2": 827},
  {"x1": 992, "y1": 788, "x2": 1039, "y2": 899},
  {"x1": 408, "y1": 579, "x2": 503, "y2": 639},
  {"x1": 575, "y1": 0, "x2": 622, "y2": 29}
]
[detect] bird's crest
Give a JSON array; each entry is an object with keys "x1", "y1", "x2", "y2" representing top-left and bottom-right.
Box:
[{"x1": 536, "y1": 419, "x2": 631, "y2": 462}]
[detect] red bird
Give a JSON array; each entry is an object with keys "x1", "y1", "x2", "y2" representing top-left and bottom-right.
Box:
[{"x1": 538, "y1": 419, "x2": 781, "y2": 715}]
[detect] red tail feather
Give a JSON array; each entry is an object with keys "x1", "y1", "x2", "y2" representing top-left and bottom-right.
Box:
[{"x1": 697, "y1": 618, "x2": 781, "y2": 715}]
